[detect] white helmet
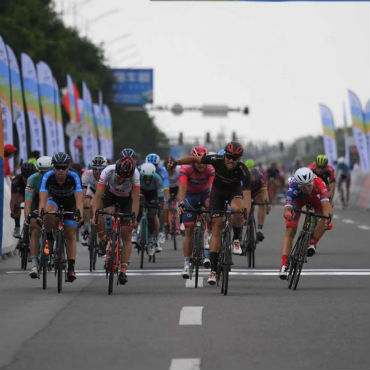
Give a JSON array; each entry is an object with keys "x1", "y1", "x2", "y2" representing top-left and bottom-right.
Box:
[
  {"x1": 337, "y1": 157, "x2": 345, "y2": 164},
  {"x1": 37, "y1": 156, "x2": 53, "y2": 171},
  {"x1": 294, "y1": 167, "x2": 314, "y2": 186},
  {"x1": 140, "y1": 162, "x2": 156, "y2": 176}
]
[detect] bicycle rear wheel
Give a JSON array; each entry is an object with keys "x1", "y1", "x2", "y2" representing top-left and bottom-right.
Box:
[
  {"x1": 172, "y1": 211, "x2": 177, "y2": 250},
  {"x1": 89, "y1": 226, "x2": 97, "y2": 272},
  {"x1": 193, "y1": 227, "x2": 203, "y2": 289},
  {"x1": 221, "y1": 229, "x2": 232, "y2": 296},
  {"x1": 108, "y1": 235, "x2": 116, "y2": 295},
  {"x1": 138, "y1": 217, "x2": 147, "y2": 269},
  {"x1": 56, "y1": 231, "x2": 64, "y2": 294},
  {"x1": 21, "y1": 245, "x2": 28, "y2": 270}
]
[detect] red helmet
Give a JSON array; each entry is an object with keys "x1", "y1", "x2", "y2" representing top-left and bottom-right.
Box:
[
  {"x1": 115, "y1": 156, "x2": 135, "y2": 177},
  {"x1": 224, "y1": 141, "x2": 243, "y2": 156},
  {"x1": 190, "y1": 146, "x2": 208, "y2": 157}
]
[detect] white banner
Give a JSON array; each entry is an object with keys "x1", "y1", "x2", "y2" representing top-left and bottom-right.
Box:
[
  {"x1": 21, "y1": 53, "x2": 44, "y2": 156},
  {"x1": 37, "y1": 61, "x2": 57, "y2": 156},
  {"x1": 53, "y1": 78, "x2": 65, "y2": 152},
  {"x1": 103, "y1": 104, "x2": 113, "y2": 160},
  {"x1": 0, "y1": 36, "x2": 14, "y2": 170},
  {"x1": 6, "y1": 45, "x2": 28, "y2": 164},
  {"x1": 343, "y1": 103, "x2": 351, "y2": 167}
]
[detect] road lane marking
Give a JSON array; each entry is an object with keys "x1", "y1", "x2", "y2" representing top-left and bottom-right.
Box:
[
  {"x1": 185, "y1": 278, "x2": 203, "y2": 288},
  {"x1": 6, "y1": 269, "x2": 370, "y2": 276},
  {"x1": 179, "y1": 306, "x2": 203, "y2": 325},
  {"x1": 169, "y1": 358, "x2": 201, "y2": 370},
  {"x1": 358, "y1": 225, "x2": 370, "y2": 230},
  {"x1": 342, "y1": 219, "x2": 355, "y2": 224}
]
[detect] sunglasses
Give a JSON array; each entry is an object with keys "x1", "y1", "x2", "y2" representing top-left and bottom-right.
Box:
[
  {"x1": 225, "y1": 154, "x2": 241, "y2": 161},
  {"x1": 92, "y1": 167, "x2": 105, "y2": 171},
  {"x1": 54, "y1": 165, "x2": 68, "y2": 171}
]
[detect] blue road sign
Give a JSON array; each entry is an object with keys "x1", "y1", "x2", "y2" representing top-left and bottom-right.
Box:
[{"x1": 111, "y1": 68, "x2": 153, "y2": 106}]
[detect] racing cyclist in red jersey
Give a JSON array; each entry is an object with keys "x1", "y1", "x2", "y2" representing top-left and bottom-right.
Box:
[{"x1": 279, "y1": 167, "x2": 332, "y2": 279}]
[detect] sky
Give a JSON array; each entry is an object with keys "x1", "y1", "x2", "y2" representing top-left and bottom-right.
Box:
[{"x1": 54, "y1": 0, "x2": 369, "y2": 145}]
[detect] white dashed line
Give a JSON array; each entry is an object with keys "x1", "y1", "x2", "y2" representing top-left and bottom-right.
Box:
[
  {"x1": 185, "y1": 278, "x2": 203, "y2": 288},
  {"x1": 333, "y1": 214, "x2": 340, "y2": 219},
  {"x1": 358, "y1": 225, "x2": 370, "y2": 230},
  {"x1": 179, "y1": 306, "x2": 203, "y2": 326},
  {"x1": 342, "y1": 219, "x2": 355, "y2": 224},
  {"x1": 169, "y1": 358, "x2": 201, "y2": 370}
]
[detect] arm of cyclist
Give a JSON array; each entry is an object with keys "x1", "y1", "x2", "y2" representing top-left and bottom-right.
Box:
[
  {"x1": 91, "y1": 183, "x2": 105, "y2": 224},
  {"x1": 131, "y1": 186, "x2": 140, "y2": 226},
  {"x1": 168, "y1": 156, "x2": 201, "y2": 169},
  {"x1": 176, "y1": 167, "x2": 188, "y2": 213}
]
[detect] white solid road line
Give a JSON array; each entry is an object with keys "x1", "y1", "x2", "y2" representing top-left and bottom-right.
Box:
[
  {"x1": 179, "y1": 306, "x2": 203, "y2": 325},
  {"x1": 185, "y1": 278, "x2": 203, "y2": 288},
  {"x1": 358, "y1": 225, "x2": 370, "y2": 230},
  {"x1": 342, "y1": 219, "x2": 355, "y2": 224},
  {"x1": 169, "y1": 358, "x2": 201, "y2": 370}
]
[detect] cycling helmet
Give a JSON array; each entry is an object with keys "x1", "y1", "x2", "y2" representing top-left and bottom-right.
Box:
[
  {"x1": 52, "y1": 152, "x2": 71, "y2": 165},
  {"x1": 287, "y1": 176, "x2": 295, "y2": 186},
  {"x1": 244, "y1": 159, "x2": 255, "y2": 168},
  {"x1": 120, "y1": 148, "x2": 137, "y2": 159},
  {"x1": 294, "y1": 167, "x2": 314, "y2": 186},
  {"x1": 224, "y1": 141, "x2": 243, "y2": 156},
  {"x1": 190, "y1": 146, "x2": 208, "y2": 157},
  {"x1": 37, "y1": 156, "x2": 53, "y2": 171},
  {"x1": 146, "y1": 153, "x2": 160, "y2": 166},
  {"x1": 115, "y1": 156, "x2": 135, "y2": 178},
  {"x1": 91, "y1": 155, "x2": 108, "y2": 169},
  {"x1": 140, "y1": 163, "x2": 156, "y2": 177},
  {"x1": 21, "y1": 162, "x2": 37, "y2": 178},
  {"x1": 316, "y1": 154, "x2": 328, "y2": 168},
  {"x1": 218, "y1": 149, "x2": 225, "y2": 155},
  {"x1": 337, "y1": 157, "x2": 345, "y2": 164}
]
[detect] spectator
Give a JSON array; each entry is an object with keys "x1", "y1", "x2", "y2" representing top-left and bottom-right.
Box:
[
  {"x1": 28, "y1": 150, "x2": 40, "y2": 167},
  {"x1": 4, "y1": 144, "x2": 17, "y2": 177}
]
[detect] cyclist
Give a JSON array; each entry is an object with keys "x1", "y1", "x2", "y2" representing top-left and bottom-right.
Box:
[
  {"x1": 244, "y1": 159, "x2": 270, "y2": 242},
  {"x1": 24, "y1": 156, "x2": 53, "y2": 278},
  {"x1": 177, "y1": 147, "x2": 215, "y2": 279},
  {"x1": 137, "y1": 162, "x2": 163, "y2": 255},
  {"x1": 168, "y1": 142, "x2": 251, "y2": 285},
  {"x1": 279, "y1": 167, "x2": 332, "y2": 279},
  {"x1": 39, "y1": 152, "x2": 84, "y2": 282},
  {"x1": 91, "y1": 156, "x2": 140, "y2": 285},
  {"x1": 81, "y1": 155, "x2": 108, "y2": 249},
  {"x1": 336, "y1": 157, "x2": 351, "y2": 205},
  {"x1": 10, "y1": 162, "x2": 37, "y2": 238},
  {"x1": 145, "y1": 153, "x2": 170, "y2": 245},
  {"x1": 120, "y1": 148, "x2": 137, "y2": 162},
  {"x1": 307, "y1": 154, "x2": 336, "y2": 201},
  {"x1": 164, "y1": 156, "x2": 181, "y2": 235}
]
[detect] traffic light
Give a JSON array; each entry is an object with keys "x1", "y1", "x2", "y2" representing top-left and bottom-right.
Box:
[
  {"x1": 232, "y1": 131, "x2": 237, "y2": 141},
  {"x1": 279, "y1": 141, "x2": 284, "y2": 152},
  {"x1": 206, "y1": 132, "x2": 211, "y2": 144},
  {"x1": 179, "y1": 132, "x2": 183, "y2": 145}
]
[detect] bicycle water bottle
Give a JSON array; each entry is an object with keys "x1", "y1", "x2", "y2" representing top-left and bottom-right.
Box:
[{"x1": 105, "y1": 216, "x2": 112, "y2": 230}]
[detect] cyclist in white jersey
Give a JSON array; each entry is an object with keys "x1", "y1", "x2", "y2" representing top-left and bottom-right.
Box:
[{"x1": 92, "y1": 156, "x2": 140, "y2": 285}]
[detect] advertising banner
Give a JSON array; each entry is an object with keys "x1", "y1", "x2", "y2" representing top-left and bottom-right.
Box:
[
  {"x1": 364, "y1": 99, "x2": 370, "y2": 157},
  {"x1": 66, "y1": 74, "x2": 79, "y2": 163},
  {"x1": 21, "y1": 52, "x2": 44, "y2": 155},
  {"x1": 37, "y1": 61, "x2": 57, "y2": 156},
  {"x1": 348, "y1": 90, "x2": 369, "y2": 172},
  {"x1": 94, "y1": 103, "x2": 106, "y2": 159},
  {"x1": 6, "y1": 45, "x2": 27, "y2": 164},
  {"x1": 53, "y1": 78, "x2": 65, "y2": 152},
  {"x1": 319, "y1": 104, "x2": 338, "y2": 165},
  {"x1": 111, "y1": 68, "x2": 153, "y2": 105},
  {"x1": 103, "y1": 104, "x2": 113, "y2": 160},
  {"x1": 0, "y1": 35, "x2": 14, "y2": 170},
  {"x1": 343, "y1": 103, "x2": 351, "y2": 167}
]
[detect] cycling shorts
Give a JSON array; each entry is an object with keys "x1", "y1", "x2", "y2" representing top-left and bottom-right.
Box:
[
  {"x1": 209, "y1": 186, "x2": 242, "y2": 218},
  {"x1": 46, "y1": 195, "x2": 77, "y2": 228},
  {"x1": 182, "y1": 190, "x2": 210, "y2": 226},
  {"x1": 286, "y1": 197, "x2": 323, "y2": 228},
  {"x1": 103, "y1": 190, "x2": 132, "y2": 222}
]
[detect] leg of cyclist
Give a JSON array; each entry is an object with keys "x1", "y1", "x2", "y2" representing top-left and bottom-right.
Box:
[
  {"x1": 255, "y1": 189, "x2": 268, "y2": 242},
  {"x1": 119, "y1": 223, "x2": 132, "y2": 285},
  {"x1": 65, "y1": 222, "x2": 78, "y2": 282},
  {"x1": 10, "y1": 192, "x2": 23, "y2": 238},
  {"x1": 29, "y1": 218, "x2": 41, "y2": 278},
  {"x1": 158, "y1": 198, "x2": 166, "y2": 245},
  {"x1": 208, "y1": 216, "x2": 223, "y2": 285},
  {"x1": 345, "y1": 176, "x2": 351, "y2": 205},
  {"x1": 182, "y1": 225, "x2": 194, "y2": 279},
  {"x1": 148, "y1": 206, "x2": 161, "y2": 253},
  {"x1": 231, "y1": 196, "x2": 244, "y2": 255},
  {"x1": 43, "y1": 201, "x2": 58, "y2": 250}
]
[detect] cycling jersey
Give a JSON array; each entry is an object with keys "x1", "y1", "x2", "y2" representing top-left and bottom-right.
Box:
[
  {"x1": 82, "y1": 170, "x2": 99, "y2": 197},
  {"x1": 25, "y1": 172, "x2": 43, "y2": 212},
  {"x1": 169, "y1": 166, "x2": 180, "y2": 188},
  {"x1": 140, "y1": 172, "x2": 163, "y2": 197},
  {"x1": 11, "y1": 175, "x2": 27, "y2": 195},
  {"x1": 266, "y1": 167, "x2": 280, "y2": 180},
  {"x1": 179, "y1": 164, "x2": 215, "y2": 194},
  {"x1": 40, "y1": 170, "x2": 82, "y2": 198},
  {"x1": 156, "y1": 165, "x2": 169, "y2": 189},
  {"x1": 336, "y1": 163, "x2": 351, "y2": 179},
  {"x1": 307, "y1": 162, "x2": 335, "y2": 186},
  {"x1": 98, "y1": 164, "x2": 140, "y2": 197},
  {"x1": 200, "y1": 154, "x2": 250, "y2": 191},
  {"x1": 249, "y1": 167, "x2": 266, "y2": 198}
]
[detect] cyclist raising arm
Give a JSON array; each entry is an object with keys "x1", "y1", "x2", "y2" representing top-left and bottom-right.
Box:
[{"x1": 169, "y1": 141, "x2": 251, "y2": 285}]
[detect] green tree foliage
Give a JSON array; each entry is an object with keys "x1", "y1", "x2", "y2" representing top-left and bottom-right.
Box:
[{"x1": 0, "y1": 0, "x2": 168, "y2": 162}]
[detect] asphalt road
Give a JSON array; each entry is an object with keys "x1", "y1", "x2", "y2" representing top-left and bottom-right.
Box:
[{"x1": 0, "y1": 205, "x2": 369, "y2": 370}]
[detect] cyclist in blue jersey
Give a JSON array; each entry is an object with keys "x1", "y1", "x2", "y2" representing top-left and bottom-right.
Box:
[
  {"x1": 336, "y1": 157, "x2": 351, "y2": 205},
  {"x1": 39, "y1": 153, "x2": 84, "y2": 282},
  {"x1": 146, "y1": 153, "x2": 170, "y2": 245}
]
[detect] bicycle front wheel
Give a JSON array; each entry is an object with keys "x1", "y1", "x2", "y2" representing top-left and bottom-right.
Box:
[
  {"x1": 193, "y1": 227, "x2": 203, "y2": 289},
  {"x1": 221, "y1": 230, "x2": 232, "y2": 296},
  {"x1": 139, "y1": 217, "x2": 147, "y2": 269},
  {"x1": 172, "y1": 212, "x2": 177, "y2": 250},
  {"x1": 108, "y1": 235, "x2": 116, "y2": 295},
  {"x1": 56, "y1": 231, "x2": 64, "y2": 294}
]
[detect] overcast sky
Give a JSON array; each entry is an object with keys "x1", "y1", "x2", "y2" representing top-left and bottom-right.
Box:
[{"x1": 54, "y1": 0, "x2": 369, "y2": 145}]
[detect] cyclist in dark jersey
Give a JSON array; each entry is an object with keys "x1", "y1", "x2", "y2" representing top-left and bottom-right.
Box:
[
  {"x1": 24, "y1": 156, "x2": 53, "y2": 278},
  {"x1": 39, "y1": 152, "x2": 83, "y2": 282},
  {"x1": 10, "y1": 163, "x2": 37, "y2": 238},
  {"x1": 168, "y1": 141, "x2": 251, "y2": 285}
]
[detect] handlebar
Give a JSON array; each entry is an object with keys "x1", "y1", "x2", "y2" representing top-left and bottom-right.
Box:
[
  {"x1": 94, "y1": 210, "x2": 135, "y2": 225},
  {"x1": 293, "y1": 208, "x2": 331, "y2": 219},
  {"x1": 183, "y1": 208, "x2": 211, "y2": 214}
]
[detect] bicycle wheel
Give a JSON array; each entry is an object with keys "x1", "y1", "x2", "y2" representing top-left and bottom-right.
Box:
[
  {"x1": 193, "y1": 227, "x2": 203, "y2": 289},
  {"x1": 292, "y1": 233, "x2": 311, "y2": 290},
  {"x1": 246, "y1": 224, "x2": 252, "y2": 268},
  {"x1": 172, "y1": 211, "x2": 177, "y2": 250},
  {"x1": 221, "y1": 229, "x2": 232, "y2": 296},
  {"x1": 56, "y1": 231, "x2": 64, "y2": 294},
  {"x1": 21, "y1": 245, "x2": 28, "y2": 270},
  {"x1": 138, "y1": 217, "x2": 147, "y2": 269},
  {"x1": 89, "y1": 226, "x2": 97, "y2": 272},
  {"x1": 250, "y1": 217, "x2": 256, "y2": 268},
  {"x1": 108, "y1": 234, "x2": 116, "y2": 295}
]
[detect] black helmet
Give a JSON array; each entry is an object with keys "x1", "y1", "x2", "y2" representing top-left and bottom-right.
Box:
[
  {"x1": 120, "y1": 148, "x2": 137, "y2": 159},
  {"x1": 224, "y1": 141, "x2": 243, "y2": 157},
  {"x1": 52, "y1": 152, "x2": 71, "y2": 165},
  {"x1": 21, "y1": 162, "x2": 37, "y2": 178},
  {"x1": 115, "y1": 156, "x2": 135, "y2": 178},
  {"x1": 91, "y1": 155, "x2": 108, "y2": 169}
]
